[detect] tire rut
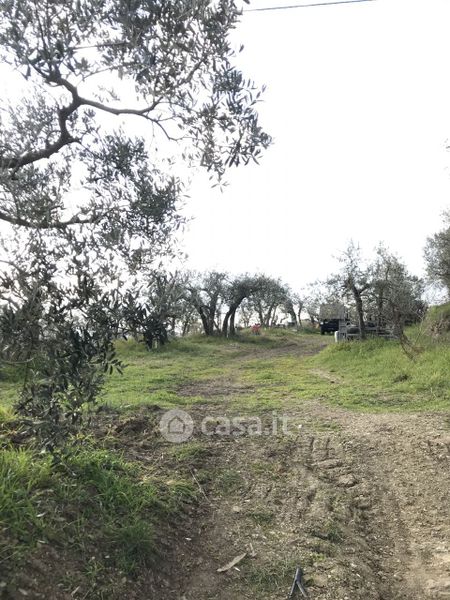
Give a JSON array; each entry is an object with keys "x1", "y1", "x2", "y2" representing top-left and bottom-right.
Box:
[{"x1": 169, "y1": 404, "x2": 450, "y2": 600}]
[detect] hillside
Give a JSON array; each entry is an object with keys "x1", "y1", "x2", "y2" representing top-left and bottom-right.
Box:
[{"x1": 1, "y1": 330, "x2": 450, "y2": 599}]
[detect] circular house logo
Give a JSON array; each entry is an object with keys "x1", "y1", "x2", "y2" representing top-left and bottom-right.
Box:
[{"x1": 159, "y1": 409, "x2": 194, "y2": 443}]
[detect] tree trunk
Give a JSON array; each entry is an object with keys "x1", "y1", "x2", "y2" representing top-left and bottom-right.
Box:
[
  {"x1": 256, "y1": 304, "x2": 264, "y2": 325},
  {"x1": 288, "y1": 308, "x2": 298, "y2": 328},
  {"x1": 267, "y1": 303, "x2": 278, "y2": 327},
  {"x1": 182, "y1": 319, "x2": 190, "y2": 337},
  {"x1": 198, "y1": 308, "x2": 212, "y2": 336},
  {"x1": 229, "y1": 310, "x2": 237, "y2": 336},
  {"x1": 352, "y1": 285, "x2": 366, "y2": 339},
  {"x1": 376, "y1": 291, "x2": 384, "y2": 333},
  {"x1": 206, "y1": 297, "x2": 218, "y2": 335},
  {"x1": 222, "y1": 295, "x2": 246, "y2": 337},
  {"x1": 222, "y1": 310, "x2": 231, "y2": 336},
  {"x1": 222, "y1": 305, "x2": 239, "y2": 336}
]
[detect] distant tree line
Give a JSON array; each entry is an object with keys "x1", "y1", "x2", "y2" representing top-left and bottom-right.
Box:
[
  {"x1": 108, "y1": 237, "x2": 435, "y2": 350},
  {"x1": 118, "y1": 271, "x2": 305, "y2": 344}
]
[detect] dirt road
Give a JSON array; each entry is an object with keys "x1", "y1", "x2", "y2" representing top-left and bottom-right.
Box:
[
  {"x1": 162, "y1": 406, "x2": 450, "y2": 600},
  {"x1": 155, "y1": 345, "x2": 450, "y2": 599}
]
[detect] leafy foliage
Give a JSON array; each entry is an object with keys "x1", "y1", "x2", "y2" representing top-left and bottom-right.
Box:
[
  {"x1": 424, "y1": 210, "x2": 450, "y2": 294},
  {"x1": 324, "y1": 242, "x2": 425, "y2": 344},
  {"x1": 0, "y1": 1, "x2": 270, "y2": 445},
  {"x1": 0, "y1": 258, "x2": 122, "y2": 448},
  {"x1": 245, "y1": 276, "x2": 289, "y2": 327}
]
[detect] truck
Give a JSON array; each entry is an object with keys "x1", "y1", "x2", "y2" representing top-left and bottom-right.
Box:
[{"x1": 319, "y1": 303, "x2": 348, "y2": 335}]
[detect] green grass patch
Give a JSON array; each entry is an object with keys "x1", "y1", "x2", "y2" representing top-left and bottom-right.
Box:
[
  {"x1": 0, "y1": 404, "x2": 14, "y2": 423},
  {"x1": 0, "y1": 361, "x2": 29, "y2": 408},
  {"x1": 102, "y1": 331, "x2": 326, "y2": 411},
  {"x1": 426, "y1": 302, "x2": 450, "y2": 338},
  {"x1": 246, "y1": 508, "x2": 275, "y2": 526},
  {"x1": 168, "y1": 441, "x2": 211, "y2": 465},
  {"x1": 102, "y1": 336, "x2": 258, "y2": 408},
  {"x1": 213, "y1": 468, "x2": 244, "y2": 494},
  {"x1": 242, "y1": 557, "x2": 300, "y2": 595},
  {"x1": 1, "y1": 327, "x2": 448, "y2": 424},
  {"x1": 0, "y1": 443, "x2": 197, "y2": 575},
  {"x1": 0, "y1": 330, "x2": 326, "y2": 414},
  {"x1": 0, "y1": 449, "x2": 53, "y2": 542},
  {"x1": 309, "y1": 335, "x2": 450, "y2": 411},
  {"x1": 104, "y1": 330, "x2": 450, "y2": 414}
]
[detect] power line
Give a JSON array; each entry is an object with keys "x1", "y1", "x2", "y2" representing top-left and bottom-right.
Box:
[{"x1": 245, "y1": 0, "x2": 376, "y2": 12}]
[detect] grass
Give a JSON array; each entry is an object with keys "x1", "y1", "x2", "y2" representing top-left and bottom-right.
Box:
[
  {"x1": 247, "y1": 508, "x2": 275, "y2": 526},
  {"x1": 1, "y1": 325, "x2": 448, "y2": 415},
  {"x1": 0, "y1": 448, "x2": 52, "y2": 541},
  {"x1": 102, "y1": 335, "x2": 262, "y2": 408},
  {"x1": 213, "y1": 467, "x2": 244, "y2": 493},
  {"x1": 0, "y1": 442, "x2": 197, "y2": 579},
  {"x1": 0, "y1": 366, "x2": 24, "y2": 408},
  {"x1": 100, "y1": 330, "x2": 326, "y2": 411},
  {"x1": 242, "y1": 557, "x2": 300, "y2": 595},
  {"x1": 309, "y1": 332, "x2": 450, "y2": 411},
  {"x1": 168, "y1": 440, "x2": 211, "y2": 464},
  {"x1": 426, "y1": 301, "x2": 450, "y2": 338}
]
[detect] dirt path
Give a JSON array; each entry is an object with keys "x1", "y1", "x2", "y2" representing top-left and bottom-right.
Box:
[
  {"x1": 4, "y1": 337, "x2": 449, "y2": 600},
  {"x1": 154, "y1": 343, "x2": 450, "y2": 600}
]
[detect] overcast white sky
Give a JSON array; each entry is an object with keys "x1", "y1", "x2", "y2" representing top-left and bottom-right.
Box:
[{"x1": 181, "y1": 0, "x2": 450, "y2": 291}]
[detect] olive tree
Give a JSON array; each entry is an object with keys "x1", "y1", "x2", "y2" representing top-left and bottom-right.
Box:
[
  {"x1": 222, "y1": 274, "x2": 263, "y2": 337},
  {"x1": 120, "y1": 271, "x2": 188, "y2": 347},
  {"x1": 185, "y1": 270, "x2": 227, "y2": 336},
  {"x1": 424, "y1": 210, "x2": 450, "y2": 294},
  {"x1": 281, "y1": 290, "x2": 304, "y2": 328},
  {"x1": 368, "y1": 246, "x2": 425, "y2": 354},
  {"x1": 246, "y1": 275, "x2": 288, "y2": 327},
  {"x1": 0, "y1": 0, "x2": 270, "y2": 444},
  {"x1": 328, "y1": 242, "x2": 370, "y2": 338}
]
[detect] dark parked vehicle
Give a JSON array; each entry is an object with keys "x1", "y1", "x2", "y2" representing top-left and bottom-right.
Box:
[
  {"x1": 347, "y1": 322, "x2": 390, "y2": 336},
  {"x1": 320, "y1": 318, "x2": 340, "y2": 335}
]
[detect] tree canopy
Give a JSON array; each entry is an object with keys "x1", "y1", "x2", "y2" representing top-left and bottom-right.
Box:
[
  {"x1": 0, "y1": 0, "x2": 270, "y2": 446},
  {"x1": 0, "y1": 0, "x2": 270, "y2": 264},
  {"x1": 424, "y1": 210, "x2": 450, "y2": 294}
]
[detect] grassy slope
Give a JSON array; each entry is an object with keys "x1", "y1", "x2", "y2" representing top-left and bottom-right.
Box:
[
  {"x1": 311, "y1": 333, "x2": 450, "y2": 411},
  {"x1": 101, "y1": 328, "x2": 450, "y2": 413},
  {"x1": 2, "y1": 328, "x2": 448, "y2": 414},
  {"x1": 102, "y1": 332, "x2": 312, "y2": 410},
  {"x1": 0, "y1": 441, "x2": 197, "y2": 594}
]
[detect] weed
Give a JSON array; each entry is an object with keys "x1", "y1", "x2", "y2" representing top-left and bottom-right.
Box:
[
  {"x1": 247, "y1": 508, "x2": 275, "y2": 526},
  {"x1": 107, "y1": 520, "x2": 156, "y2": 573},
  {"x1": 243, "y1": 557, "x2": 299, "y2": 594},
  {"x1": 169, "y1": 441, "x2": 210, "y2": 465},
  {"x1": 0, "y1": 449, "x2": 52, "y2": 541},
  {"x1": 214, "y1": 468, "x2": 244, "y2": 493}
]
